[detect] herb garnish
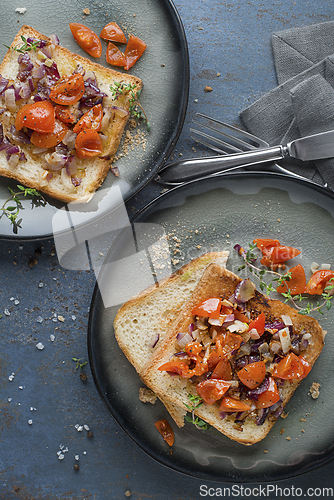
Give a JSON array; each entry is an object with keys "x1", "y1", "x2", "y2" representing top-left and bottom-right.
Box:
[
  {"x1": 72, "y1": 357, "x2": 88, "y2": 371},
  {"x1": 109, "y1": 81, "x2": 150, "y2": 131},
  {"x1": 0, "y1": 185, "x2": 46, "y2": 234},
  {"x1": 4, "y1": 35, "x2": 40, "y2": 54},
  {"x1": 184, "y1": 394, "x2": 211, "y2": 430},
  {"x1": 236, "y1": 242, "x2": 334, "y2": 315}
]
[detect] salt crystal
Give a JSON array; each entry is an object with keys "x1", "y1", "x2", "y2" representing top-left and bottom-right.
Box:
[
  {"x1": 8, "y1": 398, "x2": 12, "y2": 402},
  {"x1": 50, "y1": 334, "x2": 55, "y2": 342},
  {"x1": 19, "y1": 386, "x2": 23, "y2": 390},
  {"x1": 57, "y1": 315, "x2": 65, "y2": 322},
  {"x1": 4, "y1": 309, "x2": 10, "y2": 316},
  {"x1": 10, "y1": 297, "x2": 15, "y2": 301},
  {"x1": 58, "y1": 453, "x2": 65, "y2": 460},
  {"x1": 83, "y1": 424, "x2": 90, "y2": 431},
  {"x1": 75, "y1": 454, "x2": 79, "y2": 461},
  {"x1": 36, "y1": 342, "x2": 44, "y2": 350},
  {"x1": 38, "y1": 282, "x2": 44, "y2": 288},
  {"x1": 36, "y1": 316, "x2": 43, "y2": 323},
  {"x1": 71, "y1": 315, "x2": 77, "y2": 321},
  {"x1": 14, "y1": 300, "x2": 20, "y2": 305},
  {"x1": 28, "y1": 419, "x2": 33, "y2": 425},
  {"x1": 8, "y1": 373, "x2": 15, "y2": 381},
  {"x1": 15, "y1": 7, "x2": 27, "y2": 14}
]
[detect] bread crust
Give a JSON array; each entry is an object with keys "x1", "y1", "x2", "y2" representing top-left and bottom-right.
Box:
[
  {"x1": 0, "y1": 26, "x2": 142, "y2": 203},
  {"x1": 114, "y1": 251, "x2": 229, "y2": 427},
  {"x1": 141, "y1": 264, "x2": 325, "y2": 445}
]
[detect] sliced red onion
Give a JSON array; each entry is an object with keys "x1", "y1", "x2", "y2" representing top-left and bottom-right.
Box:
[
  {"x1": 50, "y1": 34, "x2": 60, "y2": 46},
  {"x1": 219, "y1": 411, "x2": 227, "y2": 420},
  {"x1": 234, "y1": 279, "x2": 255, "y2": 304},
  {"x1": 31, "y1": 64, "x2": 46, "y2": 80},
  {"x1": 111, "y1": 106, "x2": 129, "y2": 119},
  {"x1": 247, "y1": 376, "x2": 270, "y2": 400},
  {"x1": 6, "y1": 145, "x2": 20, "y2": 158},
  {"x1": 71, "y1": 176, "x2": 82, "y2": 187},
  {"x1": 73, "y1": 63, "x2": 85, "y2": 76},
  {"x1": 65, "y1": 155, "x2": 78, "y2": 176},
  {"x1": 9, "y1": 126, "x2": 31, "y2": 144},
  {"x1": 110, "y1": 166, "x2": 120, "y2": 177},
  {"x1": 150, "y1": 333, "x2": 160, "y2": 348},
  {"x1": 44, "y1": 62, "x2": 60, "y2": 85},
  {"x1": 18, "y1": 82, "x2": 32, "y2": 99},
  {"x1": 222, "y1": 314, "x2": 235, "y2": 327},
  {"x1": 256, "y1": 408, "x2": 270, "y2": 426},
  {"x1": 4, "y1": 88, "x2": 16, "y2": 109},
  {"x1": 0, "y1": 74, "x2": 9, "y2": 95},
  {"x1": 176, "y1": 332, "x2": 193, "y2": 349}
]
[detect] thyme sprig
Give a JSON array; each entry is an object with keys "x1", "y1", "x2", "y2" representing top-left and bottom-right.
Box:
[
  {"x1": 109, "y1": 82, "x2": 150, "y2": 131},
  {"x1": 236, "y1": 242, "x2": 334, "y2": 315},
  {"x1": 72, "y1": 357, "x2": 88, "y2": 371},
  {"x1": 0, "y1": 185, "x2": 46, "y2": 234},
  {"x1": 184, "y1": 394, "x2": 211, "y2": 430},
  {"x1": 4, "y1": 35, "x2": 40, "y2": 54}
]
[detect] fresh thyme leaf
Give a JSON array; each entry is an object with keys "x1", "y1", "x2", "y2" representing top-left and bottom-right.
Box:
[
  {"x1": 109, "y1": 81, "x2": 150, "y2": 131},
  {"x1": 0, "y1": 184, "x2": 46, "y2": 233},
  {"x1": 10, "y1": 35, "x2": 40, "y2": 54}
]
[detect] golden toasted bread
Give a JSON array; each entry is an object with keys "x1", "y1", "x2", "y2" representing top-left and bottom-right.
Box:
[{"x1": 141, "y1": 264, "x2": 325, "y2": 445}]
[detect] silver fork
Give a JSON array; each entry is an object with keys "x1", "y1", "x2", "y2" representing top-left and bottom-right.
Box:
[{"x1": 155, "y1": 113, "x2": 302, "y2": 185}]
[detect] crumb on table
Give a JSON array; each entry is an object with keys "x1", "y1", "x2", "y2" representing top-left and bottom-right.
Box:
[
  {"x1": 139, "y1": 387, "x2": 157, "y2": 404},
  {"x1": 309, "y1": 382, "x2": 320, "y2": 399}
]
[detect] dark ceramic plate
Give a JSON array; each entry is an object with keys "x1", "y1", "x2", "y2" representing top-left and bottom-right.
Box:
[
  {"x1": 88, "y1": 171, "x2": 334, "y2": 482},
  {"x1": 0, "y1": 0, "x2": 188, "y2": 239}
]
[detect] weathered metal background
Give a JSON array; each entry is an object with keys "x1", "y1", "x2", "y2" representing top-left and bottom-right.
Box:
[{"x1": 1, "y1": 0, "x2": 334, "y2": 498}]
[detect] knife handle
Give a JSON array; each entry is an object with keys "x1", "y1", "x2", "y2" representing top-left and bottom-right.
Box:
[{"x1": 155, "y1": 145, "x2": 285, "y2": 185}]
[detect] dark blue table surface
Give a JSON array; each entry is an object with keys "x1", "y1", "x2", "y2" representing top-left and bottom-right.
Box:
[{"x1": 1, "y1": 0, "x2": 334, "y2": 499}]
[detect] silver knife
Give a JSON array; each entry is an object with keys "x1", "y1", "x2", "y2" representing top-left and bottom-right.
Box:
[{"x1": 155, "y1": 129, "x2": 334, "y2": 185}]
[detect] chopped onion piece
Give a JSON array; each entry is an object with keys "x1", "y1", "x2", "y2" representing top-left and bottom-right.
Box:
[
  {"x1": 5, "y1": 88, "x2": 16, "y2": 110},
  {"x1": 234, "y1": 279, "x2": 256, "y2": 304},
  {"x1": 281, "y1": 315, "x2": 292, "y2": 326},
  {"x1": 227, "y1": 320, "x2": 249, "y2": 333},
  {"x1": 279, "y1": 327, "x2": 291, "y2": 354},
  {"x1": 176, "y1": 332, "x2": 193, "y2": 349}
]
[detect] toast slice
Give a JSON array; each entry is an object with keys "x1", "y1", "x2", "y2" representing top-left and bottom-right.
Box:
[
  {"x1": 0, "y1": 25, "x2": 142, "y2": 203},
  {"x1": 114, "y1": 251, "x2": 229, "y2": 427},
  {"x1": 141, "y1": 263, "x2": 325, "y2": 445}
]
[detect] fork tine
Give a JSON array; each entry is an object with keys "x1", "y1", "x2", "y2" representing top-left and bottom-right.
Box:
[{"x1": 192, "y1": 112, "x2": 269, "y2": 153}]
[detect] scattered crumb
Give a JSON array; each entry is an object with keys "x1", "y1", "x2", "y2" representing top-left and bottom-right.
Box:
[
  {"x1": 280, "y1": 411, "x2": 288, "y2": 419},
  {"x1": 15, "y1": 7, "x2": 26, "y2": 14},
  {"x1": 83, "y1": 8, "x2": 90, "y2": 14},
  {"x1": 309, "y1": 382, "x2": 320, "y2": 399},
  {"x1": 263, "y1": 449, "x2": 268, "y2": 454},
  {"x1": 125, "y1": 490, "x2": 131, "y2": 497},
  {"x1": 204, "y1": 85, "x2": 213, "y2": 92},
  {"x1": 300, "y1": 418, "x2": 307, "y2": 422},
  {"x1": 286, "y1": 436, "x2": 291, "y2": 441},
  {"x1": 139, "y1": 387, "x2": 157, "y2": 404},
  {"x1": 280, "y1": 428, "x2": 285, "y2": 435}
]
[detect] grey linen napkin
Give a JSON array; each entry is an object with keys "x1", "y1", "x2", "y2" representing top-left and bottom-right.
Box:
[{"x1": 240, "y1": 21, "x2": 334, "y2": 189}]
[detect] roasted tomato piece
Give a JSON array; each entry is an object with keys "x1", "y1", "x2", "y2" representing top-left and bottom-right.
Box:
[
  {"x1": 254, "y1": 377, "x2": 280, "y2": 409},
  {"x1": 196, "y1": 379, "x2": 230, "y2": 405},
  {"x1": 215, "y1": 332, "x2": 243, "y2": 358},
  {"x1": 304, "y1": 269, "x2": 334, "y2": 295},
  {"x1": 237, "y1": 361, "x2": 266, "y2": 389},
  {"x1": 273, "y1": 352, "x2": 307, "y2": 380},
  {"x1": 155, "y1": 419, "x2": 174, "y2": 446},
  {"x1": 106, "y1": 42, "x2": 126, "y2": 67},
  {"x1": 50, "y1": 74, "x2": 85, "y2": 106},
  {"x1": 30, "y1": 119, "x2": 68, "y2": 148},
  {"x1": 73, "y1": 104, "x2": 103, "y2": 134},
  {"x1": 219, "y1": 396, "x2": 251, "y2": 412},
  {"x1": 276, "y1": 264, "x2": 306, "y2": 295},
  {"x1": 75, "y1": 129, "x2": 103, "y2": 159},
  {"x1": 69, "y1": 23, "x2": 102, "y2": 58},
  {"x1": 299, "y1": 356, "x2": 312, "y2": 377},
  {"x1": 185, "y1": 341, "x2": 203, "y2": 360},
  {"x1": 211, "y1": 359, "x2": 232, "y2": 381},
  {"x1": 100, "y1": 22, "x2": 127, "y2": 43},
  {"x1": 253, "y1": 238, "x2": 280, "y2": 251},
  {"x1": 54, "y1": 105, "x2": 76, "y2": 124},
  {"x1": 248, "y1": 312, "x2": 266, "y2": 336},
  {"x1": 261, "y1": 244, "x2": 301, "y2": 267},
  {"x1": 192, "y1": 297, "x2": 221, "y2": 319},
  {"x1": 185, "y1": 355, "x2": 208, "y2": 378},
  {"x1": 124, "y1": 35, "x2": 147, "y2": 70},
  {"x1": 15, "y1": 100, "x2": 55, "y2": 133},
  {"x1": 158, "y1": 360, "x2": 189, "y2": 377}
]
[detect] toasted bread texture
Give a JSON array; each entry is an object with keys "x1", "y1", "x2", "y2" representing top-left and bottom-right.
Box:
[
  {"x1": 141, "y1": 264, "x2": 325, "y2": 445},
  {"x1": 114, "y1": 251, "x2": 229, "y2": 427},
  {"x1": 0, "y1": 26, "x2": 142, "y2": 203}
]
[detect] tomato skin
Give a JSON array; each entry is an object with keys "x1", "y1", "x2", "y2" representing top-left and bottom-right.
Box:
[
  {"x1": 211, "y1": 359, "x2": 232, "y2": 381},
  {"x1": 15, "y1": 101, "x2": 55, "y2": 133},
  {"x1": 248, "y1": 312, "x2": 266, "y2": 336},
  {"x1": 158, "y1": 360, "x2": 189, "y2": 377},
  {"x1": 215, "y1": 332, "x2": 243, "y2": 359},
  {"x1": 273, "y1": 352, "x2": 307, "y2": 380},
  {"x1": 255, "y1": 377, "x2": 280, "y2": 409},
  {"x1": 106, "y1": 42, "x2": 125, "y2": 67},
  {"x1": 155, "y1": 419, "x2": 174, "y2": 446},
  {"x1": 299, "y1": 357, "x2": 312, "y2": 377},
  {"x1": 253, "y1": 238, "x2": 280, "y2": 251},
  {"x1": 276, "y1": 264, "x2": 306, "y2": 295},
  {"x1": 192, "y1": 297, "x2": 221, "y2": 319},
  {"x1": 75, "y1": 129, "x2": 103, "y2": 159},
  {"x1": 237, "y1": 361, "x2": 266, "y2": 389},
  {"x1": 73, "y1": 104, "x2": 103, "y2": 134},
  {"x1": 196, "y1": 379, "x2": 230, "y2": 405},
  {"x1": 69, "y1": 23, "x2": 102, "y2": 58},
  {"x1": 50, "y1": 74, "x2": 85, "y2": 106},
  {"x1": 261, "y1": 244, "x2": 301, "y2": 267},
  {"x1": 304, "y1": 270, "x2": 334, "y2": 295},
  {"x1": 100, "y1": 22, "x2": 127, "y2": 43},
  {"x1": 30, "y1": 119, "x2": 68, "y2": 149},
  {"x1": 124, "y1": 35, "x2": 147, "y2": 70},
  {"x1": 55, "y1": 105, "x2": 76, "y2": 124},
  {"x1": 219, "y1": 396, "x2": 251, "y2": 412}
]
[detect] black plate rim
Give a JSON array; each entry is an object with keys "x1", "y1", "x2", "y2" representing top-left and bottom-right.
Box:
[
  {"x1": 87, "y1": 170, "x2": 334, "y2": 482},
  {"x1": 0, "y1": 0, "x2": 189, "y2": 242}
]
